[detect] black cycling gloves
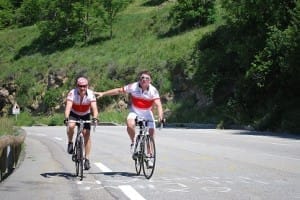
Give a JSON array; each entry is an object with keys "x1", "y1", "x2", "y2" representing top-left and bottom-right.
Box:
[{"x1": 64, "y1": 118, "x2": 69, "y2": 125}]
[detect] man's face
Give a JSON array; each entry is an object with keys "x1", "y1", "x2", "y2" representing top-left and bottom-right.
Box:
[
  {"x1": 139, "y1": 74, "x2": 151, "y2": 88},
  {"x1": 77, "y1": 84, "x2": 88, "y2": 92}
]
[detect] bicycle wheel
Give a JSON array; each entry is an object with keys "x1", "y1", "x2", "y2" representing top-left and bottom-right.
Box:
[
  {"x1": 78, "y1": 135, "x2": 84, "y2": 180},
  {"x1": 142, "y1": 136, "x2": 156, "y2": 179},
  {"x1": 134, "y1": 136, "x2": 142, "y2": 175},
  {"x1": 75, "y1": 143, "x2": 79, "y2": 176}
]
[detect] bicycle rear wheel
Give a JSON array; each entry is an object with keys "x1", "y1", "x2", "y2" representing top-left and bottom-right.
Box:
[
  {"x1": 142, "y1": 136, "x2": 156, "y2": 179},
  {"x1": 134, "y1": 136, "x2": 142, "y2": 175}
]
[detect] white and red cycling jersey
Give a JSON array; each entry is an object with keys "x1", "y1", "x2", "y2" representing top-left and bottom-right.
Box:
[
  {"x1": 123, "y1": 82, "x2": 160, "y2": 111},
  {"x1": 123, "y1": 82, "x2": 160, "y2": 128},
  {"x1": 66, "y1": 88, "x2": 96, "y2": 116}
]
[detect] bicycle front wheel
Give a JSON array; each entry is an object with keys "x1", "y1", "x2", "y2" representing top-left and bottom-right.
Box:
[
  {"x1": 75, "y1": 135, "x2": 84, "y2": 180},
  {"x1": 142, "y1": 136, "x2": 156, "y2": 179},
  {"x1": 79, "y1": 136, "x2": 84, "y2": 180},
  {"x1": 135, "y1": 156, "x2": 142, "y2": 175}
]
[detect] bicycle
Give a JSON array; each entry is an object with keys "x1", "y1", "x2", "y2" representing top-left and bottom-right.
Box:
[
  {"x1": 68, "y1": 119, "x2": 95, "y2": 181},
  {"x1": 132, "y1": 116, "x2": 163, "y2": 179}
]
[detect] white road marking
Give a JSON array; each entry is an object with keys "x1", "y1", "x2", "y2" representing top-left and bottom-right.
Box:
[
  {"x1": 54, "y1": 137, "x2": 63, "y2": 141},
  {"x1": 94, "y1": 162, "x2": 112, "y2": 172},
  {"x1": 271, "y1": 142, "x2": 288, "y2": 146},
  {"x1": 36, "y1": 133, "x2": 46, "y2": 137},
  {"x1": 94, "y1": 162, "x2": 146, "y2": 200},
  {"x1": 119, "y1": 185, "x2": 146, "y2": 200}
]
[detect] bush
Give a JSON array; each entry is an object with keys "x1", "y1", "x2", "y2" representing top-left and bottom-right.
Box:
[{"x1": 169, "y1": 0, "x2": 216, "y2": 32}]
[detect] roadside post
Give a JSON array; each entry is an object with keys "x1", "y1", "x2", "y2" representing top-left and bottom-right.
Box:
[{"x1": 12, "y1": 103, "x2": 20, "y2": 121}]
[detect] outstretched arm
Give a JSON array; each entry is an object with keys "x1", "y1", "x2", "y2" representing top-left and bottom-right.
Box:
[{"x1": 94, "y1": 87, "x2": 124, "y2": 98}]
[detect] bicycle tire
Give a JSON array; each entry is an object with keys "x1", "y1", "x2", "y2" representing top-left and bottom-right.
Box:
[
  {"x1": 78, "y1": 135, "x2": 84, "y2": 180},
  {"x1": 134, "y1": 135, "x2": 142, "y2": 175},
  {"x1": 75, "y1": 143, "x2": 79, "y2": 176},
  {"x1": 142, "y1": 136, "x2": 156, "y2": 179}
]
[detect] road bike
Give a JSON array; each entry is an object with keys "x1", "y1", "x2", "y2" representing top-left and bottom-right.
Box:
[
  {"x1": 68, "y1": 119, "x2": 95, "y2": 181},
  {"x1": 132, "y1": 117, "x2": 163, "y2": 179}
]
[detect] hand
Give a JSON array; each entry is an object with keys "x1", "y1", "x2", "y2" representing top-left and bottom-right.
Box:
[
  {"x1": 64, "y1": 118, "x2": 69, "y2": 126},
  {"x1": 92, "y1": 118, "x2": 98, "y2": 125},
  {"x1": 94, "y1": 92, "x2": 103, "y2": 98},
  {"x1": 159, "y1": 117, "x2": 166, "y2": 127}
]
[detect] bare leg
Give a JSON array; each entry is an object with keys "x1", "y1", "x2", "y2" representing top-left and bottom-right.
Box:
[
  {"x1": 126, "y1": 118, "x2": 136, "y2": 144},
  {"x1": 149, "y1": 128, "x2": 155, "y2": 138},
  {"x1": 67, "y1": 123, "x2": 76, "y2": 142},
  {"x1": 148, "y1": 128, "x2": 155, "y2": 155},
  {"x1": 83, "y1": 129, "x2": 91, "y2": 159}
]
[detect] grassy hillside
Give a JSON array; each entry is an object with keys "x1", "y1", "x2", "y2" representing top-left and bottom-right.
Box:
[
  {"x1": 0, "y1": 0, "x2": 218, "y2": 125},
  {"x1": 1, "y1": 0, "x2": 298, "y2": 134}
]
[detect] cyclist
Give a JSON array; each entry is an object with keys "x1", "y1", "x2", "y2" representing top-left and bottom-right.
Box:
[
  {"x1": 64, "y1": 76, "x2": 98, "y2": 170},
  {"x1": 94, "y1": 70, "x2": 164, "y2": 167}
]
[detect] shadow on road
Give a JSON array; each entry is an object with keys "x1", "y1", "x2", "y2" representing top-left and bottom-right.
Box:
[
  {"x1": 230, "y1": 130, "x2": 300, "y2": 140},
  {"x1": 40, "y1": 172, "x2": 76, "y2": 180},
  {"x1": 90, "y1": 171, "x2": 139, "y2": 178}
]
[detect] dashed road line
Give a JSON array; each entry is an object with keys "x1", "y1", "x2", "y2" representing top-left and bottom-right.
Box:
[
  {"x1": 54, "y1": 137, "x2": 63, "y2": 141},
  {"x1": 94, "y1": 162, "x2": 112, "y2": 172},
  {"x1": 95, "y1": 162, "x2": 146, "y2": 200},
  {"x1": 119, "y1": 185, "x2": 146, "y2": 200}
]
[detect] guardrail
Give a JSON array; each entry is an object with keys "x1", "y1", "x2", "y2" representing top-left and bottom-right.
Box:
[{"x1": 0, "y1": 129, "x2": 26, "y2": 182}]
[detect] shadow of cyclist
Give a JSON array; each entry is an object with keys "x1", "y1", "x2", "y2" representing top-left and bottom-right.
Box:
[
  {"x1": 40, "y1": 172, "x2": 76, "y2": 180},
  {"x1": 89, "y1": 171, "x2": 139, "y2": 178}
]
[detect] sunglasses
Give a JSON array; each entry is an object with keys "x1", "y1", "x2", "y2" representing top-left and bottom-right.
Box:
[
  {"x1": 140, "y1": 76, "x2": 150, "y2": 81},
  {"x1": 78, "y1": 85, "x2": 87, "y2": 88}
]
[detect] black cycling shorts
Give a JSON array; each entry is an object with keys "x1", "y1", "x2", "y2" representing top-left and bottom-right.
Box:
[{"x1": 69, "y1": 111, "x2": 91, "y2": 130}]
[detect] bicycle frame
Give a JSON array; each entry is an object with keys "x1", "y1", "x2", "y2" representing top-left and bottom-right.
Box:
[
  {"x1": 68, "y1": 119, "x2": 95, "y2": 180},
  {"x1": 133, "y1": 116, "x2": 157, "y2": 179}
]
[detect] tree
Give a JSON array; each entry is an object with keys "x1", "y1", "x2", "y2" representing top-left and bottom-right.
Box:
[
  {"x1": 15, "y1": 0, "x2": 42, "y2": 26},
  {"x1": 0, "y1": 0, "x2": 14, "y2": 28},
  {"x1": 38, "y1": 0, "x2": 106, "y2": 47},
  {"x1": 101, "y1": 0, "x2": 131, "y2": 39},
  {"x1": 193, "y1": 0, "x2": 299, "y2": 132},
  {"x1": 169, "y1": 0, "x2": 215, "y2": 32}
]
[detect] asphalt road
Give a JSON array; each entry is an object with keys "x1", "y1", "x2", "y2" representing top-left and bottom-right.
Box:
[{"x1": 1, "y1": 126, "x2": 300, "y2": 200}]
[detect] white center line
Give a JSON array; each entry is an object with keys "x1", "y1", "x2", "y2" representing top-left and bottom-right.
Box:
[{"x1": 119, "y1": 185, "x2": 146, "y2": 200}]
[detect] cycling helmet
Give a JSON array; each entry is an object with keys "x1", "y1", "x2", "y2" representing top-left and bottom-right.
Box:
[{"x1": 77, "y1": 77, "x2": 88, "y2": 86}]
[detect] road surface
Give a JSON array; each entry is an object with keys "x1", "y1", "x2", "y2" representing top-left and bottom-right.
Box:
[{"x1": 1, "y1": 126, "x2": 299, "y2": 200}]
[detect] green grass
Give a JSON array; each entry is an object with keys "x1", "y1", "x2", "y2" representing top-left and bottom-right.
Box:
[
  {"x1": 0, "y1": 117, "x2": 15, "y2": 136},
  {"x1": 0, "y1": 0, "x2": 225, "y2": 131},
  {"x1": 99, "y1": 110, "x2": 128, "y2": 125}
]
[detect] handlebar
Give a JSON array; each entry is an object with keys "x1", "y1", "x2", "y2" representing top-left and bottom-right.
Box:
[
  {"x1": 68, "y1": 120, "x2": 93, "y2": 123},
  {"x1": 67, "y1": 119, "x2": 97, "y2": 132},
  {"x1": 135, "y1": 116, "x2": 165, "y2": 130}
]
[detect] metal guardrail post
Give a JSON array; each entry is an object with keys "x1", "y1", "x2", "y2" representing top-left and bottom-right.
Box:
[
  {"x1": 0, "y1": 147, "x2": 8, "y2": 181},
  {"x1": 0, "y1": 131, "x2": 26, "y2": 182}
]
